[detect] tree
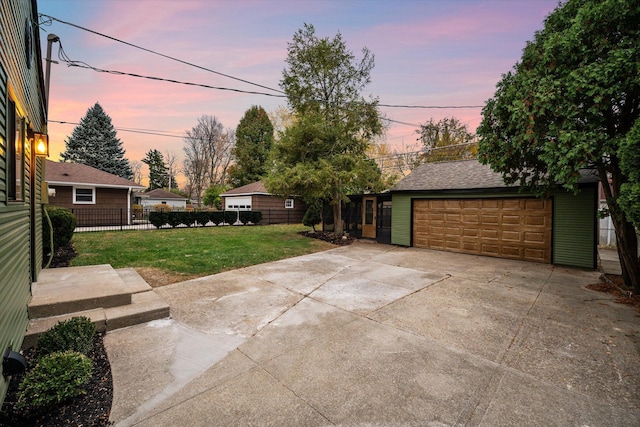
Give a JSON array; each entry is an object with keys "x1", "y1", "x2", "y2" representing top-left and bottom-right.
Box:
[
  {"x1": 183, "y1": 115, "x2": 234, "y2": 205},
  {"x1": 164, "y1": 150, "x2": 179, "y2": 190},
  {"x1": 228, "y1": 105, "x2": 274, "y2": 187},
  {"x1": 618, "y1": 119, "x2": 640, "y2": 230},
  {"x1": 202, "y1": 183, "x2": 225, "y2": 209},
  {"x1": 130, "y1": 161, "x2": 143, "y2": 184},
  {"x1": 266, "y1": 24, "x2": 384, "y2": 236},
  {"x1": 417, "y1": 117, "x2": 477, "y2": 162},
  {"x1": 476, "y1": 0, "x2": 640, "y2": 292},
  {"x1": 142, "y1": 149, "x2": 169, "y2": 190},
  {"x1": 61, "y1": 102, "x2": 133, "y2": 179}
]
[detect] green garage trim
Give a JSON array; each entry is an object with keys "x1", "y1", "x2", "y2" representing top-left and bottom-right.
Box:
[{"x1": 553, "y1": 185, "x2": 597, "y2": 269}]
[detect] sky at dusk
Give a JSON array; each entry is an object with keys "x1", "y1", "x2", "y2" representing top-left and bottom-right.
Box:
[{"x1": 38, "y1": 0, "x2": 560, "y2": 186}]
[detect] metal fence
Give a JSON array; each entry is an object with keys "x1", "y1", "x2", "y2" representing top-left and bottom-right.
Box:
[{"x1": 70, "y1": 208, "x2": 301, "y2": 232}]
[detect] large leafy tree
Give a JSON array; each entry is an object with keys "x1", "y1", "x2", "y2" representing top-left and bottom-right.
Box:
[
  {"x1": 266, "y1": 24, "x2": 384, "y2": 236},
  {"x1": 477, "y1": 0, "x2": 640, "y2": 291},
  {"x1": 61, "y1": 102, "x2": 133, "y2": 179},
  {"x1": 142, "y1": 149, "x2": 169, "y2": 190},
  {"x1": 417, "y1": 117, "x2": 477, "y2": 162},
  {"x1": 228, "y1": 105, "x2": 274, "y2": 187}
]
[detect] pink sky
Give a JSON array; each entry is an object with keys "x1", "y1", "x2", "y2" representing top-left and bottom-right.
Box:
[{"x1": 38, "y1": 0, "x2": 559, "y2": 186}]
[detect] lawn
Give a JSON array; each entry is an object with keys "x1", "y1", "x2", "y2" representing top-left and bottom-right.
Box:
[{"x1": 71, "y1": 224, "x2": 334, "y2": 286}]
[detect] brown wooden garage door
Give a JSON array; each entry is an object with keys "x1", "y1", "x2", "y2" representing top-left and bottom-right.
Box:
[{"x1": 413, "y1": 198, "x2": 552, "y2": 263}]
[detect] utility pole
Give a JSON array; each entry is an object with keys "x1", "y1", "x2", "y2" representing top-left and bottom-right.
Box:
[{"x1": 44, "y1": 33, "x2": 60, "y2": 115}]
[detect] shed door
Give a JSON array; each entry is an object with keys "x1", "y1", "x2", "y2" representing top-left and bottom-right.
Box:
[
  {"x1": 362, "y1": 196, "x2": 376, "y2": 239},
  {"x1": 413, "y1": 198, "x2": 552, "y2": 263}
]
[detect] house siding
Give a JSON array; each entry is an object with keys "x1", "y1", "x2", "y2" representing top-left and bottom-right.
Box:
[
  {"x1": 0, "y1": 0, "x2": 47, "y2": 404},
  {"x1": 553, "y1": 184, "x2": 597, "y2": 269},
  {"x1": 252, "y1": 195, "x2": 307, "y2": 224}
]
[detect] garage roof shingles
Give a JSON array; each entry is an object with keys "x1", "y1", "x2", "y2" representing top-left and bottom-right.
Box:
[
  {"x1": 392, "y1": 159, "x2": 515, "y2": 192},
  {"x1": 46, "y1": 160, "x2": 143, "y2": 188}
]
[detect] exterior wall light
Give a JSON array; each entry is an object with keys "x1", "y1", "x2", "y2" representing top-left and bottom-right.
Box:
[
  {"x1": 3, "y1": 347, "x2": 27, "y2": 377},
  {"x1": 34, "y1": 133, "x2": 49, "y2": 157}
]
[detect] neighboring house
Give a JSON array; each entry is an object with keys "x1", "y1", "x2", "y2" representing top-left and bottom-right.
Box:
[
  {"x1": 46, "y1": 160, "x2": 144, "y2": 226},
  {"x1": 221, "y1": 181, "x2": 307, "y2": 225},
  {"x1": 0, "y1": 0, "x2": 48, "y2": 404},
  {"x1": 135, "y1": 188, "x2": 188, "y2": 210},
  {"x1": 389, "y1": 159, "x2": 599, "y2": 269}
]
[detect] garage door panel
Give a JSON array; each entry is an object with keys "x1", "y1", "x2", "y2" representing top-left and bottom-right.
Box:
[{"x1": 413, "y1": 198, "x2": 552, "y2": 263}]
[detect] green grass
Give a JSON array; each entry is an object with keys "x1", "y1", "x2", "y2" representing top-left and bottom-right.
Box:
[{"x1": 71, "y1": 224, "x2": 333, "y2": 277}]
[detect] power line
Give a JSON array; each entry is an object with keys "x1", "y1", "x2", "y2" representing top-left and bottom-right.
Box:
[
  {"x1": 40, "y1": 14, "x2": 487, "y2": 113},
  {"x1": 49, "y1": 120, "x2": 186, "y2": 139},
  {"x1": 379, "y1": 103, "x2": 484, "y2": 109},
  {"x1": 38, "y1": 13, "x2": 284, "y2": 95}
]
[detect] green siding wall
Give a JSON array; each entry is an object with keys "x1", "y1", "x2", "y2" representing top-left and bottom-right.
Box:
[
  {"x1": 391, "y1": 193, "x2": 412, "y2": 246},
  {"x1": 553, "y1": 185, "x2": 597, "y2": 269},
  {"x1": 0, "y1": 0, "x2": 47, "y2": 405}
]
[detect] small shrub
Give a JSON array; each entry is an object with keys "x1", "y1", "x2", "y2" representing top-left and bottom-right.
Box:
[
  {"x1": 16, "y1": 351, "x2": 93, "y2": 413},
  {"x1": 224, "y1": 210, "x2": 237, "y2": 225},
  {"x1": 303, "y1": 203, "x2": 322, "y2": 231},
  {"x1": 36, "y1": 316, "x2": 95, "y2": 358},
  {"x1": 249, "y1": 211, "x2": 263, "y2": 225},
  {"x1": 153, "y1": 203, "x2": 172, "y2": 212},
  {"x1": 209, "y1": 211, "x2": 225, "y2": 225},
  {"x1": 149, "y1": 211, "x2": 167, "y2": 228},
  {"x1": 195, "y1": 211, "x2": 210, "y2": 227},
  {"x1": 167, "y1": 212, "x2": 182, "y2": 228},
  {"x1": 42, "y1": 206, "x2": 76, "y2": 258}
]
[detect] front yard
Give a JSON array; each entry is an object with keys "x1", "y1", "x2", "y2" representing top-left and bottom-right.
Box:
[{"x1": 71, "y1": 224, "x2": 334, "y2": 286}]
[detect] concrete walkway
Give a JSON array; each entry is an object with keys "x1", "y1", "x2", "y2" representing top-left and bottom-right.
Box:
[{"x1": 105, "y1": 242, "x2": 640, "y2": 426}]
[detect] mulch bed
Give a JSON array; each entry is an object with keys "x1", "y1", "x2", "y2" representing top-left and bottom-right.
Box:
[
  {"x1": 45, "y1": 243, "x2": 78, "y2": 268},
  {"x1": 0, "y1": 333, "x2": 113, "y2": 427},
  {"x1": 587, "y1": 274, "x2": 640, "y2": 312},
  {"x1": 299, "y1": 230, "x2": 356, "y2": 246}
]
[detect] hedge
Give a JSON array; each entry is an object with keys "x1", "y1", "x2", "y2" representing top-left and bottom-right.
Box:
[{"x1": 149, "y1": 211, "x2": 262, "y2": 228}]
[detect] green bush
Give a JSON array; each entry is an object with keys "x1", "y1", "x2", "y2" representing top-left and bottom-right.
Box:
[
  {"x1": 149, "y1": 211, "x2": 167, "y2": 228},
  {"x1": 224, "y1": 211, "x2": 238, "y2": 225},
  {"x1": 209, "y1": 211, "x2": 225, "y2": 225},
  {"x1": 194, "y1": 211, "x2": 210, "y2": 227},
  {"x1": 303, "y1": 203, "x2": 322, "y2": 231},
  {"x1": 36, "y1": 316, "x2": 95, "y2": 358},
  {"x1": 42, "y1": 206, "x2": 76, "y2": 257},
  {"x1": 16, "y1": 351, "x2": 93, "y2": 413}
]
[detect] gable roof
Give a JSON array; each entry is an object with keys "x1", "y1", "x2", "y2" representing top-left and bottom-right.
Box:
[
  {"x1": 221, "y1": 181, "x2": 270, "y2": 197},
  {"x1": 46, "y1": 160, "x2": 144, "y2": 189},
  {"x1": 392, "y1": 159, "x2": 599, "y2": 192},
  {"x1": 137, "y1": 188, "x2": 187, "y2": 200},
  {"x1": 392, "y1": 159, "x2": 514, "y2": 192}
]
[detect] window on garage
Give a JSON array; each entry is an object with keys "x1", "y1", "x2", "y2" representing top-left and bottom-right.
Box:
[{"x1": 74, "y1": 187, "x2": 95, "y2": 204}]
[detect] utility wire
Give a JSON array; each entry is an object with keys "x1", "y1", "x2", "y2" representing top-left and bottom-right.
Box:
[
  {"x1": 40, "y1": 14, "x2": 487, "y2": 112},
  {"x1": 49, "y1": 120, "x2": 186, "y2": 139},
  {"x1": 38, "y1": 13, "x2": 285, "y2": 95}
]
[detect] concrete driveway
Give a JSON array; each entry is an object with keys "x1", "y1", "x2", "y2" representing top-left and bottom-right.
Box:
[{"x1": 105, "y1": 242, "x2": 640, "y2": 426}]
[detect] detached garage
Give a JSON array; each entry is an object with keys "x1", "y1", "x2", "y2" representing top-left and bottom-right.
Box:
[{"x1": 391, "y1": 160, "x2": 598, "y2": 269}]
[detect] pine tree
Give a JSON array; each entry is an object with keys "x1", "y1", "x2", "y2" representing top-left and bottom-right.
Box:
[
  {"x1": 228, "y1": 105, "x2": 274, "y2": 187},
  {"x1": 142, "y1": 149, "x2": 169, "y2": 190},
  {"x1": 61, "y1": 102, "x2": 133, "y2": 179}
]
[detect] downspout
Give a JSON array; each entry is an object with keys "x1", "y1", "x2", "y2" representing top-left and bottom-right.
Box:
[{"x1": 128, "y1": 187, "x2": 132, "y2": 225}]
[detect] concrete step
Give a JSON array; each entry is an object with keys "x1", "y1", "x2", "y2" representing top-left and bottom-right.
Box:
[
  {"x1": 105, "y1": 291, "x2": 170, "y2": 331},
  {"x1": 23, "y1": 309, "x2": 107, "y2": 350},
  {"x1": 30, "y1": 265, "x2": 131, "y2": 318},
  {"x1": 24, "y1": 265, "x2": 171, "y2": 350},
  {"x1": 115, "y1": 268, "x2": 153, "y2": 294}
]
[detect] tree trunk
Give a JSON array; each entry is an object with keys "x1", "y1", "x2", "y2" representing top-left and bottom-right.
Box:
[
  {"x1": 612, "y1": 213, "x2": 640, "y2": 294},
  {"x1": 333, "y1": 197, "x2": 344, "y2": 238},
  {"x1": 599, "y1": 164, "x2": 640, "y2": 294}
]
